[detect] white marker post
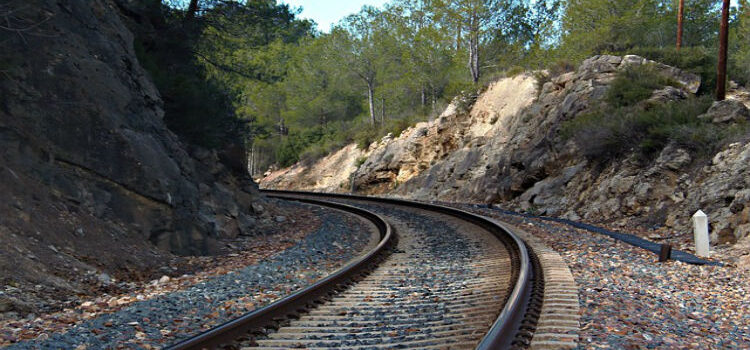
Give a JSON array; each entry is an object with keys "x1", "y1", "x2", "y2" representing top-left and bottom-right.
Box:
[{"x1": 692, "y1": 210, "x2": 710, "y2": 257}]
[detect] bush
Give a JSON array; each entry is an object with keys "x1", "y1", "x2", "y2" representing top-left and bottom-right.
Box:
[
  {"x1": 298, "y1": 144, "x2": 328, "y2": 166},
  {"x1": 562, "y1": 95, "x2": 716, "y2": 160},
  {"x1": 385, "y1": 115, "x2": 423, "y2": 138},
  {"x1": 625, "y1": 47, "x2": 717, "y2": 96},
  {"x1": 354, "y1": 156, "x2": 368, "y2": 167},
  {"x1": 605, "y1": 64, "x2": 678, "y2": 107},
  {"x1": 533, "y1": 71, "x2": 551, "y2": 94},
  {"x1": 505, "y1": 66, "x2": 526, "y2": 77},
  {"x1": 547, "y1": 59, "x2": 576, "y2": 77},
  {"x1": 453, "y1": 89, "x2": 480, "y2": 115},
  {"x1": 444, "y1": 80, "x2": 478, "y2": 103},
  {"x1": 351, "y1": 114, "x2": 426, "y2": 150},
  {"x1": 272, "y1": 126, "x2": 338, "y2": 167},
  {"x1": 354, "y1": 126, "x2": 380, "y2": 150}
]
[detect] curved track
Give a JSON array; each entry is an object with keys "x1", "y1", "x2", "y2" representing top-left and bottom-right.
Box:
[{"x1": 166, "y1": 191, "x2": 541, "y2": 350}]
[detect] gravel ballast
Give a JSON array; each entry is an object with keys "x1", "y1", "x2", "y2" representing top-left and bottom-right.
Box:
[
  {"x1": 3, "y1": 201, "x2": 374, "y2": 349},
  {"x1": 470, "y1": 207, "x2": 750, "y2": 349},
  {"x1": 247, "y1": 200, "x2": 512, "y2": 349}
]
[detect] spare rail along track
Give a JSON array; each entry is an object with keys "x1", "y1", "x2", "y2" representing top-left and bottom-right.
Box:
[{"x1": 166, "y1": 190, "x2": 542, "y2": 350}]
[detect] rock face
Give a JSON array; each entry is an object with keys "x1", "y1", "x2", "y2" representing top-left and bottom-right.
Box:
[
  {"x1": 263, "y1": 54, "x2": 750, "y2": 245},
  {"x1": 698, "y1": 99, "x2": 750, "y2": 123},
  {"x1": 262, "y1": 144, "x2": 367, "y2": 192},
  {"x1": 0, "y1": 0, "x2": 265, "y2": 307}
]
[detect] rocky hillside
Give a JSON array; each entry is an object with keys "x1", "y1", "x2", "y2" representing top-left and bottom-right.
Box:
[
  {"x1": 262, "y1": 54, "x2": 750, "y2": 247},
  {"x1": 0, "y1": 0, "x2": 275, "y2": 314}
]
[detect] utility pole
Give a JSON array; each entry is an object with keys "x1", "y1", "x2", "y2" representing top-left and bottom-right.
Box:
[
  {"x1": 677, "y1": 0, "x2": 684, "y2": 50},
  {"x1": 716, "y1": 0, "x2": 731, "y2": 101}
]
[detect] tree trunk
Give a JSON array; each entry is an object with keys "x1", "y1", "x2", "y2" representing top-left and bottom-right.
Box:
[
  {"x1": 367, "y1": 82, "x2": 376, "y2": 125},
  {"x1": 717, "y1": 0, "x2": 730, "y2": 101},
  {"x1": 432, "y1": 88, "x2": 437, "y2": 114},
  {"x1": 456, "y1": 24, "x2": 462, "y2": 51},
  {"x1": 186, "y1": 0, "x2": 199, "y2": 21},
  {"x1": 677, "y1": 0, "x2": 684, "y2": 50},
  {"x1": 381, "y1": 97, "x2": 385, "y2": 123},
  {"x1": 467, "y1": 14, "x2": 480, "y2": 84},
  {"x1": 249, "y1": 143, "x2": 255, "y2": 177},
  {"x1": 469, "y1": 32, "x2": 480, "y2": 84}
]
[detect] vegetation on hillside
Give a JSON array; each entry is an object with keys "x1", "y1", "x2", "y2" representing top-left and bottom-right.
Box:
[
  {"x1": 563, "y1": 65, "x2": 747, "y2": 161},
  {"x1": 128, "y1": 0, "x2": 750, "y2": 174}
]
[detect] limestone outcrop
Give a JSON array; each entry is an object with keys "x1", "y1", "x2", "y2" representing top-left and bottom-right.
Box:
[{"x1": 261, "y1": 55, "x2": 750, "y2": 245}]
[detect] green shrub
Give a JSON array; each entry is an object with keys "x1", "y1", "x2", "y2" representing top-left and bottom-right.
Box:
[
  {"x1": 354, "y1": 156, "x2": 368, "y2": 167},
  {"x1": 444, "y1": 80, "x2": 477, "y2": 103},
  {"x1": 354, "y1": 127, "x2": 380, "y2": 150},
  {"x1": 386, "y1": 115, "x2": 424, "y2": 137},
  {"x1": 299, "y1": 144, "x2": 327, "y2": 166},
  {"x1": 626, "y1": 47, "x2": 717, "y2": 96},
  {"x1": 453, "y1": 89, "x2": 480, "y2": 115},
  {"x1": 606, "y1": 64, "x2": 678, "y2": 108},
  {"x1": 562, "y1": 96, "x2": 716, "y2": 160},
  {"x1": 547, "y1": 59, "x2": 576, "y2": 76},
  {"x1": 533, "y1": 71, "x2": 551, "y2": 94},
  {"x1": 272, "y1": 126, "x2": 338, "y2": 167},
  {"x1": 505, "y1": 66, "x2": 526, "y2": 77}
]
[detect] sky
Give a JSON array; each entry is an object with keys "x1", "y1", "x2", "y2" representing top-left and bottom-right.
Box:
[{"x1": 279, "y1": 0, "x2": 390, "y2": 32}]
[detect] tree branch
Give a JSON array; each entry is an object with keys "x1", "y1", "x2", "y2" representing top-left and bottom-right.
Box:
[{"x1": 193, "y1": 50, "x2": 257, "y2": 79}]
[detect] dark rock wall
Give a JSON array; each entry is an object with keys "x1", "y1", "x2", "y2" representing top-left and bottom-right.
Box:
[{"x1": 0, "y1": 0, "x2": 262, "y2": 268}]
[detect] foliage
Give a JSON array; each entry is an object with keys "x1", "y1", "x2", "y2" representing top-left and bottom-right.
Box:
[
  {"x1": 547, "y1": 59, "x2": 577, "y2": 76},
  {"x1": 272, "y1": 126, "x2": 340, "y2": 167},
  {"x1": 132, "y1": 0, "x2": 748, "y2": 174},
  {"x1": 605, "y1": 65, "x2": 679, "y2": 107},
  {"x1": 452, "y1": 89, "x2": 481, "y2": 115},
  {"x1": 130, "y1": 0, "x2": 314, "y2": 151},
  {"x1": 132, "y1": 10, "x2": 242, "y2": 149},
  {"x1": 533, "y1": 71, "x2": 551, "y2": 93},
  {"x1": 730, "y1": 0, "x2": 750, "y2": 86},
  {"x1": 625, "y1": 47, "x2": 717, "y2": 95},
  {"x1": 354, "y1": 127, "x2": 381, "y2": 150},
  {"x1": 355, "y1": 156, "x2": 368, "y2": 168},
  {"x1": 563, "y1": 93, "x2": 722, "y2": 160},
  {"x1": 558, "y1": 0, "x2": 721, "y2": 62},
  {"x1": 506, "y1": 66, "x2": 526, "y2": 77}
]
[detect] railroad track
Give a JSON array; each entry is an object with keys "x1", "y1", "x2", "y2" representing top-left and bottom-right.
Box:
[{"x1": 166, "y1": 191, "x2": 543, "y2": 350}]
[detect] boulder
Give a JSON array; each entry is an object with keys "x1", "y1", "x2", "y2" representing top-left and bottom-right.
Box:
[
  {"x1": 654, "y1": 146, "x2": 692, "y2": 171},
  {"x1": 647, "y1": 86, "x2": 688, "y2": 104},
  {"x1": 698, "y1": 99, "x2": 750, "y2": 123},
  {"x1": 579, "y1": 55, "x2": 622, "y2": 76}
]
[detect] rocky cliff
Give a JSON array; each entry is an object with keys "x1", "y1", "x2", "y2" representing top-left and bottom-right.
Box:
[
  {"x1": 0, "y1": 0, "x2": 269, "y2": 313},
  {"x1": 262, "y1": 55, "x2": 750, "y2": 247}
]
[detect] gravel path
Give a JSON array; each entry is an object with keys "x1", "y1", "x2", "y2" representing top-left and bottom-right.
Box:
[
  {"x1": 469, "y1": 206, "x2": 750, "y2": 349},
  {"x1": 3, "y1": 201, "x2": 375, "y2": 349}
]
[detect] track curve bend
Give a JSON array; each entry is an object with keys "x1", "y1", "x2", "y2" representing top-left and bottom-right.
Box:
[{"x1": 166, "y1": 191, "x2": 540, "y2": 350}]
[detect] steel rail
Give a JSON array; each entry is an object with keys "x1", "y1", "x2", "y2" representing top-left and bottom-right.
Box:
[
  {"x1": 165, "y1": 196, "x2": 393, "y2": 350},
  {"x1": 167, "y1": 190, "x2": 535, "y2": 349},
  {"x1": 263, "y1": 190, "x2": 534, "y2": 349}
]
